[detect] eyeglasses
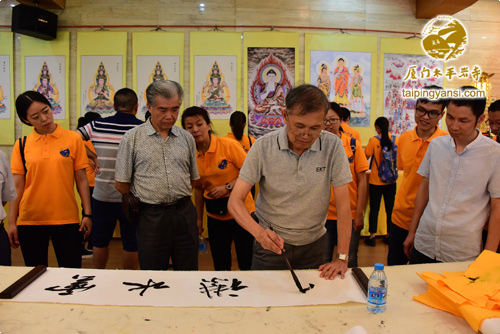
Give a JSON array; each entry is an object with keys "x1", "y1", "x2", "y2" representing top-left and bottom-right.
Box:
[
  {"x1": 486, "y1": 119, "x2": 500, "y2": 127},
  {"x1": 415, "y1": 107, "x2": 443, "y2": 119},
  {"x1": 324, "y1": 118, "x2": 340, "y2": 125}
]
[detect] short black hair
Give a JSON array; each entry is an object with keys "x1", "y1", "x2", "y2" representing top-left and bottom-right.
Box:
[
  {"x1": 114, "y1": 88, "x2": 138, "y2": 113},
  {"x1": 15, "y1": 91, "x2": 51, "y2": 126},
  {"x1": 416, "y1": 85, "x2": 448, "y2": 113},
  {"x1": 329, "y1": 102, "x2": 342, "y2": 115},
  {"x1": 78, "y1": 112, "x2": 101, "y2": 128},
  {"x1": 286, "y1": 84, "x2": 329, "y2": 116},
  {"x1": 340, "y1": 107, "x2": 350, "y2": 121},
  {"x1": 488, "y1": 100, "x2": 500, "y2": 113},
  {"x1": 181, "y1": 106, "x2": 212, "y2": 134},
  {"x1": 449, "y1": 86, "x2": 487, "y2": 121}
]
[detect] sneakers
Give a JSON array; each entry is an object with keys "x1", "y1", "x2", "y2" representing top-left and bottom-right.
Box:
[
  {"x1": 364, "y1": 237, "x2": 376, "y2": 247},
  {"x1": 82, "y1": 248, "x2": 93, "y2": 258}
]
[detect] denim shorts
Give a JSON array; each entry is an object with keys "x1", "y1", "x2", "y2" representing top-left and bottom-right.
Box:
[{"x1": 92, "y1": 199, "x2": 138, "y2": 252}]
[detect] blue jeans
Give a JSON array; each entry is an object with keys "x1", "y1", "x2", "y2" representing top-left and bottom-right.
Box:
[{"x1": 92, "y1": 198, "x2": 137, "y2": 251}]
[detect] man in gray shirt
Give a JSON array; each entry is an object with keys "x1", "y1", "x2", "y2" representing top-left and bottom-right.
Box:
[
  {"x1": 115, "y1": 80, "x2": 200, "y2": 270},
  {"x1": 228, "y1": 84, "x2": 353, "y2": 280}
]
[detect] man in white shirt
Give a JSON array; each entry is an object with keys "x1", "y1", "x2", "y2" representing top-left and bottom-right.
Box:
[
  {"x1": 404, "y1": 86, "x2": 500, "y2": 263},
  {"x1": 0, "y1": 150, "x2": 17, "y2": 265}
]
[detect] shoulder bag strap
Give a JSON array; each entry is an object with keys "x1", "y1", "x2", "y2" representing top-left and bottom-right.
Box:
[{"x1": 19, "y1": 136, "x2": 27, "y2": 174}]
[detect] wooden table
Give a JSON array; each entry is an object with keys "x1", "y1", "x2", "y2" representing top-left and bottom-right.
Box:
[{"x1": 0, "y1": 262, "x2": 475, "y2": 334}]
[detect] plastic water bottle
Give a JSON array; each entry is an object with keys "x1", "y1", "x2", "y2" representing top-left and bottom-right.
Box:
[
  {"x1": 199, "y1": 235, "x2": 208, "y2": 254},
  {"x1": 367, "y1": 263, "x2": 388, "y2": 313}
]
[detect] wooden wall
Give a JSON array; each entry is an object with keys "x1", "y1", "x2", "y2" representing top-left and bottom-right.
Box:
[{"x1": 0, "y1": 0, "x2": 499, "y2": 155}]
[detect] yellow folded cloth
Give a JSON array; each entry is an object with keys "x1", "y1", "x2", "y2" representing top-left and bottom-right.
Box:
[{"x1": 415, "y1": 250, "x2": 500, "y2": 331}]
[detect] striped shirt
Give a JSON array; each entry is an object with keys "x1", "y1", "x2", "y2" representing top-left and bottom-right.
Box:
[
  {"x1": 115, "y1": 121, "x2": 199, "y2": 204},
  {"x1": 78, "y1": 112, "x2": 143, "y2": 202}
]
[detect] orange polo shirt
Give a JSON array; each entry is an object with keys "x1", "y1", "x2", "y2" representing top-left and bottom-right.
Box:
[
  {"x1": 328, "y1": 133, "x2": 369, "y2": 220},
  {"x1": 225, "y1": 132, "x2": 256, "y2": 153},
  {"x1": 391, "y1": 126, "x2": 448, "y2": 230},
  {"x1": 365, "y1": 134, "x2": 399, "y2": 185},
  {"x1": 84, "y1": 140, "x2": 96, "y2": 187},
  {"x1": 341, "y1": 123, "x2": 362, "y2": 143},
  {"x1": 197, "y1": 135, "x2": 255, "y2": 220},
  {"x1": 493, "y1": 135, "x2": 498, "y2": 142},
  {"x1": 11, "y1": 124, "x2": 88, "y2": 225}
]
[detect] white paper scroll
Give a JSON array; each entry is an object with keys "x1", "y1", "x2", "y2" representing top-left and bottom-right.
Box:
[{"x1": 12, "y1": 268, "x2": 366, "y2": 307}]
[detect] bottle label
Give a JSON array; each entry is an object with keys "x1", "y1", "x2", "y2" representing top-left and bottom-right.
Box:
[{"x1": 368, "y1": 287, "x2": 387, "y2": 306}]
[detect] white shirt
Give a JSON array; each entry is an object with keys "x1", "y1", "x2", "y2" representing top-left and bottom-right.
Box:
[
  {"x1": 414, "y1": 131, "x2": 500, "y2": 262},
  {"x1": 0, "y1": 151, "x2": 17, "y2": 221}
]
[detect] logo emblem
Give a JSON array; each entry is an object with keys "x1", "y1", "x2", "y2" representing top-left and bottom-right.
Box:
[
  {"x1": 218, "y1": 160, "x2": 228, "y2": 169},
  {"x1": 422, "y1": 16, "x2": 467, "y2": 61},
  {"x1": 60, "y1": 148, "x2": 70, "y2": 157}
]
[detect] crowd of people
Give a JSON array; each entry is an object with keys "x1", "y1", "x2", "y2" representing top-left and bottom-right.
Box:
[{"x1": 1, "y1": 80, "x2": 499, "y2": 280}]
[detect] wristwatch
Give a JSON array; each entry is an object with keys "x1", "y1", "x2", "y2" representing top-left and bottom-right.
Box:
[
  {"x1": 337, "y1": 253, "x2": 348, "y2": 262},
  {"x1": 82, "y1": 213, "x2": 92, "y2": 219},
  {"x1": 226, "y1": 183, "x2": 233, "y2": 191}
]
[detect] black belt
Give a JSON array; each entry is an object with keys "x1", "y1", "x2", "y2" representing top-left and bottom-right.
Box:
[{"x1": 140, "y1": 197, "x2": 191, "y2": 211}]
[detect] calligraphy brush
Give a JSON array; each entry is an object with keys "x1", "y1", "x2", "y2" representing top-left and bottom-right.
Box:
[
  {"x1": 269, "y1": 227, "x2": 312, "y2": 294},
  {"x1": 281, "y1": 249, "x2": 311, "y2": 293}
]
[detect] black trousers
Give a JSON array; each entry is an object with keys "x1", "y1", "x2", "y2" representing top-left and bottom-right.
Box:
[
  {"x1": 409, "y1": 247, "x2": 441, "y2": 265},
  {"x1": 252, "y1": 233, "x2": 327, "y2": 270},
  {"x1": 324, "y1": 219, "x2": 360, "y2": 268},
  {"x1": 0, "y1": 223, "x2": 11, "y2": 266},
  {"x1": 17, "y1": 224, "x2": 82, "y2": 268},
  {"x1": 207, "y1": 216, "x2": 254, "y2": 271},
  {"x1": 136, "y1": 200, "x2": 198, "y2": 271},
  {"x1": 387, "y1": 222, "x2": 409, "y2": 265},
  {"x1": 368, "y1": 183, "x2": 396, "y2": 234}
]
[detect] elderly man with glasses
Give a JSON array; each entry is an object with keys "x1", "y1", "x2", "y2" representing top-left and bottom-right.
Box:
[{"x1": 228, "y1": 84, "x2": 353, "y2": 280}]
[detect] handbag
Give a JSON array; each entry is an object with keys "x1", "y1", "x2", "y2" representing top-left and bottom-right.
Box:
[
  {"x1": 204, "y1": 196, "x2": 229, "y2": 215},
  {"x1": 122, "y1": 192, "x2": 141, "y2": 226}
]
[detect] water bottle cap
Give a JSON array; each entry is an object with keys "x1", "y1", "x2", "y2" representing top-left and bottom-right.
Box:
[{"x1": 374, "y1": 263, "x2": 384, "y2": 270}]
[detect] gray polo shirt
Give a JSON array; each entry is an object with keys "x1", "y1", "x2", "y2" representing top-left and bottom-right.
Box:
[
  {"x1": 115, "y1": 120, "x2": 199, "y2": 204},
  {"x1": 239, "y1": 127, "x2": 352, "y2": 246}
]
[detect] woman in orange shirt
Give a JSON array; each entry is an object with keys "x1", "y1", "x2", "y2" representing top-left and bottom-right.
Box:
[
  {"x1": 8, "y1": 91, "x2": 92, "y2": 268},
  {"x1": 182, "y1": 107, "x2": 255, "y2": 271},
  {"x1": 226, "y1": 111, "x2": 255, "y2": 153},
  {"x1": 324, "y1": 103, "x2": 368, "y2": 267},
  {"x1": 226, "y1": 111, "x2": 257, "y2": 198},
  {"x1": 364, "y1": 117, "x2": 398, "y2": 247}
]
